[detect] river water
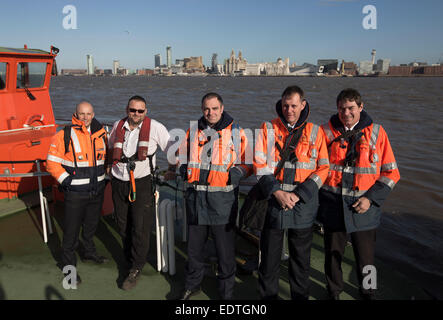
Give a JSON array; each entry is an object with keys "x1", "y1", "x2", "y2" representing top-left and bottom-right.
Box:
[{"x1": 50, "y1": 75, "x2": 443, "y2": 298}]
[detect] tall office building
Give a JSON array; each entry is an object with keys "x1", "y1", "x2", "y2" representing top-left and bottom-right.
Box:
[
  {"x1": 113, "y1": 60, "x2": 120, "y2": 75},
  {"x1": 371, "y1": 49, "x2": 377, "y2": 65},
  {"x1": 155, "y1": 54, "x2": 161, "y2": 68},
  {"x1": 211, "y1": 53, "x2": 218, "y2": 71},
  {"x1": 86, "y1": 54, "x2": 94, "y2": 75},
  {"x1": 166, "y1": 46, "x2": 172, "y2": 68}
]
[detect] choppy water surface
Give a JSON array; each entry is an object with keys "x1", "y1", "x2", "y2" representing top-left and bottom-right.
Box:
[{"x1": 50, "y1": 76, "x2": 443, "y2": 298}]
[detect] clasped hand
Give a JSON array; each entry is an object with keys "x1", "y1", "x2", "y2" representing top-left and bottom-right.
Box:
[
  {"x1": 273, "y1": 190, "x2": 300, "y2": 210},
  {"x1": 352, "y1": 196, "x2": 371, "y2": 214}
]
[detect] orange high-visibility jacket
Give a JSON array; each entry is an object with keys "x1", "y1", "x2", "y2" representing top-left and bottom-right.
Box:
[
  {"x1": 254, "y1": 120, "x2": 329, "y2": 192},
  {"x1": 318, "y1": 111, "x2": 400, "y2": 232},
  {"x1": 184, "y1": 124, "x2": 252, "y2": 189},
  {"x1": 46, "y1": 115, "x2": 107, "y2": 193},
  {"x1": 253, "y1": 101, "x2": 329, "y2": 229},
  {"x1": 179, "y1": 112, "x2": 252, "y2": 225}
]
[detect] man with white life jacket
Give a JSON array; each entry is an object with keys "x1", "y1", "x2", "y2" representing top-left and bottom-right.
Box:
[
  {"x1": 318, "y1": 88, "x2": 400, "y2": 300},
  {"x1": 253, "y1": 86, "x2": 329, "y2": 300},
  {"x1": 47, "y1": 101, "x2": 109, "y2": 285},
  {"x1": 172, "y1": 92, "x2": 252, "y2": 300},
  {"x1": 107, "y1": 95, "x2": 171, "y2": 291}
]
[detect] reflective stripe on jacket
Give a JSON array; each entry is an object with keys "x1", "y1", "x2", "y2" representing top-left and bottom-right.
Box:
[
  {"x1": 46, "y1": 115, "x2": 107, "y2": 193},
  {"x1": 253, "y1": 114, "x2": 330, "y2": 229},
  {"x1": 185, "y1": 123, "x2": 252, "y2": 189},
  {"x1": 180, "y1": 112, "x2": 252, "y2": 225},
  {"x1": 318, "y1": 114, "x2": 400, "y2": 233}
]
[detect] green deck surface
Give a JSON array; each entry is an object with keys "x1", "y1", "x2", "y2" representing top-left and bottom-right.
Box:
[
  {"x1": 0, "y1": 186, "x2": 431, "y2": 300},
  {"x1": 0, "y1": 189, "x2": 52, "y2": 219}
]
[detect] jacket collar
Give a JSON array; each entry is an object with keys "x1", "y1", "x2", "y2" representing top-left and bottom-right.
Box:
[
  {"x1": 198, "y1": 111, "x2": 234, "y2": 131},
  {"x1": 275, "y1": 99, "x2": 310, "y2": 132},
  {"x1": 330, "y1": 110, "x2": 373, "y2": 133},
  {"x1": 71, "y1": 114, "x2": 103, "y2": 135}
]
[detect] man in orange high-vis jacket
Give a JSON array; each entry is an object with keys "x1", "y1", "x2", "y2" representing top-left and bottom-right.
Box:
[
  {"x1": 254, "y1": 86, "x2": 329, "y2": 300},
  {"x1": 318, "y1": 88, "x2": 400, "y2": 300},
  {"x1": 46, "y1": 101, "x2": 109, "y2": 285},
  {"x1": 174, "y1": 92, "x2": 252, "y2": 300}
]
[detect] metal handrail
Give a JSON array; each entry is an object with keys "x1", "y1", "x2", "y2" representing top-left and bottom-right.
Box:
[
  {"x1": 0, "y1": 159, "x2": 46, "y2": 164},
  {"x1": 0, "y1": 160, "x2": 50, "y2": 177},
  {"x1": 0, "y1": 159, "x2": 52, "y2": 243},
  {"x1": 0, "y1": 124, "x2": 56, "y2": 134}
]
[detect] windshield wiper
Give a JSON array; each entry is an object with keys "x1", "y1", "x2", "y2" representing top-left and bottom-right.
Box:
[{"x1": 23, "y1": 85, "x2": 36, "y2": 100}]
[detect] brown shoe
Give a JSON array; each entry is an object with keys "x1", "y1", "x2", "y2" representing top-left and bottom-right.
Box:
[{"x1": 122, "y1": 269, "x2": 141, "y2": 291}]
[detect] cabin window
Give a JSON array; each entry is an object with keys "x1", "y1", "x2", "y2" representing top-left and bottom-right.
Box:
[
  {"x1": 0, "y1": 63, "x2": 6, "y2": 90},
  {"x1": 16, "y1": 62, "x2": 47, "y2": 89}
]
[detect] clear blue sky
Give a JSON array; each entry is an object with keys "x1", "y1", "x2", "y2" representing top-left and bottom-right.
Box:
[{"x1": 1, "y1": 0, "x2": 442, "y2": 69}]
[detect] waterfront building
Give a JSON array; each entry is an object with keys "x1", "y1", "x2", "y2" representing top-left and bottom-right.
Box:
[
  {"x1": 113, "y1": 60, "x2": 120, "y2": 75},
  {"x1": 175, "y1": 59, "x2": 184, "y2": 67},
  {"x1": 317, "y1": 59, "x2": 339, "y2": 74},
  {"x1": 60, "y1": 69, "x2": 87, "y2": 76},
  {"x1": 94, "y1": 68, "x2": 104, "y2": 76},
  {"x1": 371, "y1": 49, "x2": 377, "y2": 65},
  {"x1": 375, "y1": 59, "x2": 391, "y2": 74},
  {"x1": 358, "y1": 61, "x2": 374, "y2": 75},
  {"x1": 211, "y1": 53, "x2": 218, "y2": 72},
  {"x1": 137, "y1": 69, "x2": 154, "y2": 76},
  {"x1": 409, "y1": 62, "x2": 428, "y2": 67},
  {"x1": 289, "y1": 63, "x2": 318, "y2": 76},
  {"x1": 86, "y1": 54, "x2": 94, "y2": 75},
  {"x1": 116, "y1": 67, "x2": 128, "y2": 76},
  {"x1": 263, "y1": 58, "x2": 290, "y2": 76},
  {"x1": 244, "y1": 63, "x2": 263, "y2": 76},
  {"x1": 216, "y1": 64, "x2": 224, "y2": 74},
  {"x1": 340, "y1": 60, "x2": 358, "y2": 76},
  {"x1": 183, "y1": 56, "x2": 205, "y2": 73},
  {"x1": 171, "y1": 65, "x2": 184, "y2": 74},
  {"x1": 224, "y1": 49, "x2": 247, "y2": 75},
  {"x1": 166, "y1": 46, "x2": 172, "y2": 68},
  {"x1": 388, "y1": 66, "x2": 412, "y2": 76},
  {"x1": 155, "y1": 54, "x2": 161, "y2": 68}
]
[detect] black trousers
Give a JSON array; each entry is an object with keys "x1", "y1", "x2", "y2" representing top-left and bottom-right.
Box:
[
  {"x1": 62, "y1": 190, "x2": 104, "y2": 267},
  {"x1": 185, "y1": 224, "x2": 236, "y2": 300},
  {"x1": 258, "y1": 227, "x2": 313, "y2": 300},
  {"x1": 111, "y1": 175, "x2": 154, "y2": 271},
  {"x1": 323, "y1": 228, "x2": 376, "y2": 296}
]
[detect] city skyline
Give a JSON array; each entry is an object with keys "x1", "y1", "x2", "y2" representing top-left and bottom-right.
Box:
[{"x1": 1, "y1": 0, "x2": 443, "y2": 69}]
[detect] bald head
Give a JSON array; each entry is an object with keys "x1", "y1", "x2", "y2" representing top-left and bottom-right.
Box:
[{"x1": 75, "y1": 101, "x2": 95, "y2": 128}]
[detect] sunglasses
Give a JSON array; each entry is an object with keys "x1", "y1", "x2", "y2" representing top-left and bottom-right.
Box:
[{"x1": 129, "y1": 108, "x2": 146, "y2": 114}]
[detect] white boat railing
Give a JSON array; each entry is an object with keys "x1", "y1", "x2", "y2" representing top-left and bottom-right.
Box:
[{"x1": 0, "y1": 159, "x2": 53, "y2": 243}]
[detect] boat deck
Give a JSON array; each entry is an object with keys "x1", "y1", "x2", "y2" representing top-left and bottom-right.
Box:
[{"x1": 0, "y1": 186, "x2": 430, "y2": 300}]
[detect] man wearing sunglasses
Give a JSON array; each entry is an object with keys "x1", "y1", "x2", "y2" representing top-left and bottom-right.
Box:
[{"x1": 108, "y1": 95, "x2": 171, "y2": 290}]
